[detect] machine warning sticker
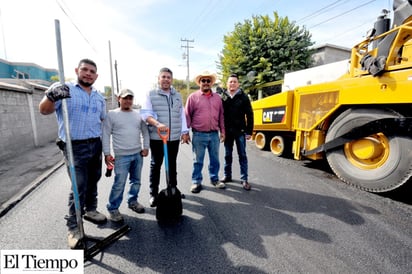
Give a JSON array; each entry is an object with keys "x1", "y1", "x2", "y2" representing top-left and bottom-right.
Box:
[{"x1": 262, "y1": 107, "x2": 286, "y2": 123}]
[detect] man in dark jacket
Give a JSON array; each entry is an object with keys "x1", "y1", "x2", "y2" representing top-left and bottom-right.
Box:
[{"x1": 220, "y1": 74, "x2": 254, "y2": 190}]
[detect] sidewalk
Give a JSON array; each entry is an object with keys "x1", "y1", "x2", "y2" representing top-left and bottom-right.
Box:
[{"x1": 0, "y1": 141, "x2": 64, "y2": 217}]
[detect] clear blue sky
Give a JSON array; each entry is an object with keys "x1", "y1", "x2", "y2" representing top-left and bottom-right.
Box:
[{"x1": 0, "y1": 0, "x2": 392, "y2": 95}]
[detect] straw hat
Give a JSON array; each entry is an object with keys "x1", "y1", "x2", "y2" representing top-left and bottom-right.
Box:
[{"x1": 194, "y1": 71, "x2": 217, "y2": 86}]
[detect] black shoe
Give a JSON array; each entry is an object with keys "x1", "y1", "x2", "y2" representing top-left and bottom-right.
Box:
[
  {"x1": 220, "y1": 177, "x2": 232, "y2": 183},
  {"x1": 190, "y1": 184, "x2": 202, "y2": 193},
  {"x1": 149, "y1": 196, "x2": 157, "y2": 207},
  {"x1": 83, "y1": 210, "x2": 107, "y2": 224},
  {"x1": 241, "y1": 181, "x2": 251, "y2": 191}
]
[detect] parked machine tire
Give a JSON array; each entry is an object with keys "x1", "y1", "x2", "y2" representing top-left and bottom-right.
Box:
[
  {"x1": 270, "y1": 135, "x2": 284, "y2": 156},
  {"x1": 325, "y1": 108, "x2": 412, "y2": 192},
  {"x1": 255, "y1": 132, "x2": 268, "y2": 150}
]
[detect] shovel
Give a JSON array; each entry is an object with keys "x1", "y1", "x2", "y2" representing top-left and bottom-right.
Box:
[{"x1": 158, "y1": 127, "x2": 170, "y2": 186}]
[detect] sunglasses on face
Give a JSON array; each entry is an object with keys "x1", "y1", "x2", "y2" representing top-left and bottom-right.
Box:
[{"x1": 201, "y1": 79, "x2": 211, "y2": 83}]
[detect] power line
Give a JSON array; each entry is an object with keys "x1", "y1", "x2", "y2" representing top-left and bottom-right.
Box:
[
  {"x1": 0, "y1": 9, "x2": 7, "y2": 59},
  {"x1": 315, "y1": 16, "x2": 377, "y2": 46},
  {"x1": 297, "y1": 0, "x2": 346, "y2": 23},
  {"x1": 55, "y1": 0, "x2": 98, "y2": 53},
  {"x1": 309, "y1": 0, "x2": 377, "y2": 29},
  {"x1": 185, "y1": 0, "x2": 221, "y2": 39}
]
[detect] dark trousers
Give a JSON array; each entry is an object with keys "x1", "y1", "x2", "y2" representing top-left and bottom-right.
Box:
[
  {"x1": 62, "y1": 139, "x2": 102, "y2": 230},
  {"x1": 223, "y1": 133, "x2": 248, "y2": 181},
  {"x1": 149, "y1": 139, "x2": 180, "y2": 196}
]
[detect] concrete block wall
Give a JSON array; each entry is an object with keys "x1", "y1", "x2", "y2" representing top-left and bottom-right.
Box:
[
  {"x1": 0, "y1": 80, "x2": 113, "y2": 161},
  {"x1": 0, "y1": 81, "x2": 57, "y2": 160}
]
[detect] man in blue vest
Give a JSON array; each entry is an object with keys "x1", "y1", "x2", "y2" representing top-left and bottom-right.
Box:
[{"x1": 140, "y1": 67, "x2": 190, "y2": 207}]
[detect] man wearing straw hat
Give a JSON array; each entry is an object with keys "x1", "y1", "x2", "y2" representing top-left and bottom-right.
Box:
[{"x1": 185, "y1": 71, "x2": 226, "y2": 193}]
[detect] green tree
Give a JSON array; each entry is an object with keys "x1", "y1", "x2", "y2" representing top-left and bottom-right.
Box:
[
  {"x1": 104, "y1": 86, "x2": 112, "y2": 98},
  {"x1": 50, "y1": 75, "x2": 59, "y2": 83},
  {"x1": 49, "y1": 75, "x2": 74, "y2": 83},
  {"x1": 219, "y1": 12, "x2": 314, "y2": 100}
]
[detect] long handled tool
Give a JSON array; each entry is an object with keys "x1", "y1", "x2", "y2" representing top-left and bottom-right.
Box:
[
  {"x1": 155, "y1": 128, "x2": 182, "y2": 222},
  {"x1": 158, "y1": 128, "x2": 170, "y2": 186},
  {"x1": 157, "y1": 127, "x2": 184, "y2": 200},
  {"x1": 54, "y1": 20, "x2": 130, "y2": 261}
]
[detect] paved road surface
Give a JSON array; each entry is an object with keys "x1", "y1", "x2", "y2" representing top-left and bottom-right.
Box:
[
  {"x1": 0, "y1": 141, "x2": 63, "y2": 216},
  {"x1": 0, "y1": 142, "x2": 411, "y2": 273}
]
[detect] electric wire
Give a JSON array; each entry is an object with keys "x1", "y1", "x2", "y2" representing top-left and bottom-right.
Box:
[
  {"x1": 185, "y1": 0, "x2": 221, "y2": 40},
  {"x1": 182, "y1": 0, "x2": 236, "y2": 74},
  {"x1": 309, "y1": 0, "x2": 391, "y2": 46},
  {"x1": 297, "y1": 0, "x2": 346, "y2": 23},
  {"x1": 309, "y1": 0, "x2": 377, "y2": 29},
  {"x1": 315, "y1": 16, "x2": 378, "y2": 46},
  {"x1": 51, "y1": 1, "x2": 391, "y2": 82},
  {"x1": 55, "y1": 0, "x2": 98, "y2": 54}
]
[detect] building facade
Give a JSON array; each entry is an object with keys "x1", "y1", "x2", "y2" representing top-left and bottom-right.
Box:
[
  {"x1": 311, "y1": 44, "x2": 351, "y2": 66},
  {"x1": 0, "y1": 58, "x2": 57, "y2": 81}
]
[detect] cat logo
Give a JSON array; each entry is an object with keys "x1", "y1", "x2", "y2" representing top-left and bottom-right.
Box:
[{"x1": 262, "y1": 107, "x2": 285, "y2": 123}]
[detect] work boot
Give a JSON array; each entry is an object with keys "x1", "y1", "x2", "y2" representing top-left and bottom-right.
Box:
[
  {"x1": 220, "y1": 177, "x2": 232, "y2": 183},
  {"x1": 84, "y1": 210, "x2": 107, "y2": 224},
  {"x1": 128, "y1": 202, "x2": 145, "y2": 214},
  {"x1": 67, "y1": 228, "x2": 81, "y2": 249},
  {"x1": 211, "y1": 180, "x2": 226, "y2": 189},
  {"x1": 108, "y1": 209, "x2": 124, "y2": 223},
  {"x1": 241, "y1": 181, "x2": 251, "y2": 191},
  {"x1": 190, "y1": 184, "x2": 202, "y2": 193}
]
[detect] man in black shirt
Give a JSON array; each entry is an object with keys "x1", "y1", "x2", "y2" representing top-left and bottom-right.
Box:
[{"x1": 220, "y1": 74, "x2": 254, "y2": 190}]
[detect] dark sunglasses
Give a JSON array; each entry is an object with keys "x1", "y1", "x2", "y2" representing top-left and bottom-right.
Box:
[{"x1": 201, "y1": 79, "x2": 211, "y2": 83}]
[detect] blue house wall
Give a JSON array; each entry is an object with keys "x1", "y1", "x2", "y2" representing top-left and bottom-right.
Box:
[{"x1": 0, "y1": 59, "x2": 57, "y2": 81}]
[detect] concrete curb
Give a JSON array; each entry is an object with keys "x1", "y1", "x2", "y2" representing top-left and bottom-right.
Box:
[{"x1": 0, "y1": 160, "x2": 64, "y2": 218}]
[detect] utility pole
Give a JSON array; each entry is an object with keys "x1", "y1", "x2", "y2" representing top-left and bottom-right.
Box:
[
  {"x1": 114, "y1": 60, "x2": 119, "y2": 95},
  {"x1": 108, "y1": 40, "x2": 115, "y2": 109},
  {"x1": 0, "y1": 9, "x2": 7, "y2": 59},
  {"x1": 181, "y1": 38, "x2": 194, "y2": 93}
]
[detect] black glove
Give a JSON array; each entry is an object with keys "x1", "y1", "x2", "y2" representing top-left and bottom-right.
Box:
[{"x1": 46, "y1": 84, "x2": 71, "y2": 102}]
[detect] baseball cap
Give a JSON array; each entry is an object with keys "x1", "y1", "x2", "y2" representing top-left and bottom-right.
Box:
[{"x1": 118, "y1": 89, "x2": 134, "y2": 98}]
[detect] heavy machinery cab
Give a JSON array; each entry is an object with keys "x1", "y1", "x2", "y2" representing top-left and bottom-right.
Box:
[{"x1": 351, "y1": 0, "x2": 412, "y2": 77}]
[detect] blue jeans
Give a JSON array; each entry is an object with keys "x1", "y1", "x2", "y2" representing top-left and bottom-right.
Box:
[
  {"x1": 107, "y1": 152, "x2": 144, "y2": 211},
  {"x1": 224, "y1": 133, "x2": 248, "y2": 181},
  {"x1": 63, "y1": 139, "x2": 102, "y2": 230},
  {"x1": 191, "y1": 131, "x2": 220, "y2": 184}
]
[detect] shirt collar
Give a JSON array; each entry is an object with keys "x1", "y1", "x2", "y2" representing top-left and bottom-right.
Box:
[
  {"x1": 198, "y1": 89, "x2": 214, "y2": 96},
  {"x1": 226, "y1": 88, "x2": 240, "y2": 98},
  {"x1": 157, "y1": 86, "x2": 176, "y2": 95}
]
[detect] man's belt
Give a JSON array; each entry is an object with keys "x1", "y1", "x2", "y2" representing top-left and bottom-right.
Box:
[
  {"x1": 72, "y1": 137, "x2": 101, "y2": 144},
  {"x1": 192, "y1": 129, "x2": 218, "y2": 133}
]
